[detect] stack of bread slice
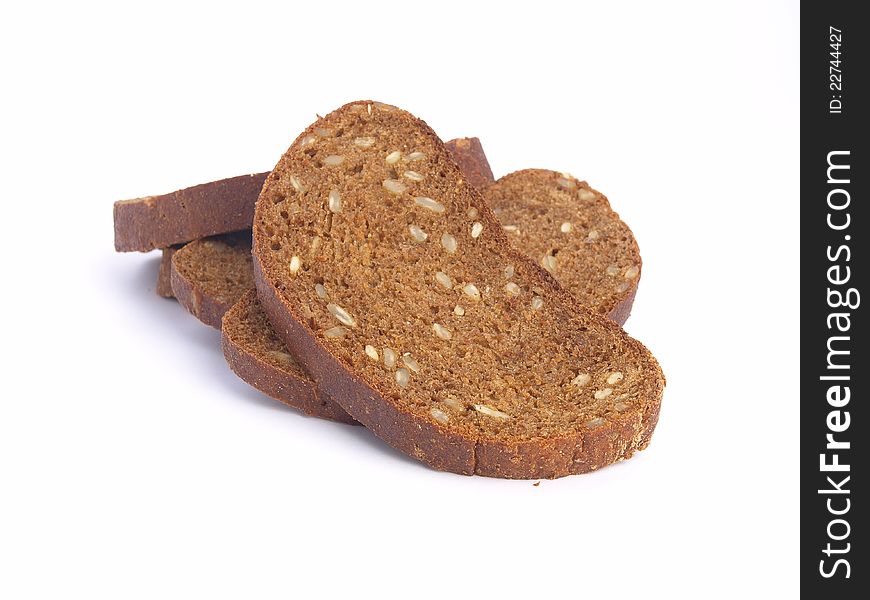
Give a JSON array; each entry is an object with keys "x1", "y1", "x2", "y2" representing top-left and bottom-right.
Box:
[{"x1": 114, "y1": 101, "x2": 663, "y2": 479}]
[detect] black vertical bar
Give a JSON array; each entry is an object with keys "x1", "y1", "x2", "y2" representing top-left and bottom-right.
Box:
[{"x1": 801, "y1": 2, "x2": 867, "y2": 596}]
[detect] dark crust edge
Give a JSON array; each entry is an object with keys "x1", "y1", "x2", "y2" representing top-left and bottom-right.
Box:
[
  {"x1": 607, "y1": 285, "x2": 636, "y2": 326},
  {"x1": 221, "y1": 293, "x2": 357, "y2": 424},
  {"x1": 487, "y1": 168, "x2": 643, "y2": 325},
  {"x1": 253, "y1": 100, "x2": 665, "y2": 479},
  {"x1": 170, "y1": 247, "x2": 235, "y2": 329},
  {"x1": 444, "y1": 137, "x2": 496, "y2": 189},
  {"x1": 156, "y1": 246, "x2": 181, "y2": 298},
  {"x1": 113, "y1": 173, "x2": 269, "y2": 252}
]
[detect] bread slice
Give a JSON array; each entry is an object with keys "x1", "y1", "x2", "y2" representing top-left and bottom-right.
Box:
[
  {"x1": 222, "y1": 291, "x2": 356, "y2": 424},
  {"x1": 156, "y1": 246, "x2": 181, "y2": 298},
  {"x1": 159, "y1": 138, "x2": 492, "y2": 323},
  {"x1": 117, "y1": 139, "x2": 491, "y2": 255},
  {"x1": 444, "y1": 137, "x2": 494, "y2": 188},
  {"x1": 252, "y1": 100, "x2": 665, "y2": 479},
  {"x1": 113, "y1": 173, "x2": 268, "y2": 252},
  {"x1": 158, "y1": 171, "x2": 640, "y2": 326},
  {"x1": 166, "y1": 138, "x2": 494, "y2": 419},
  {"x1": 169, "y1": 232, "x2": 254, "y2": 328},
  {"x1": 484, "y1": 170, "x2": 641, "y2": 324}
]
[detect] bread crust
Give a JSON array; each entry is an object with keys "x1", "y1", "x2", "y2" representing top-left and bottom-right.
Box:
[
  {"x1": 113, "y1": 173, "x2": 268, "y2": 252},
  {"x1": 156, "y1": 246, "x2": 180, "y2": 298},
  {"x1": 253, "y1": 100, "x2": 665, "y2": 478},
  {"x1": 221, "y1": 291, "x2": 356, "y2": 424},
  {"x1": 444, "y1": 137, "x2": 495, "y2": 188}
]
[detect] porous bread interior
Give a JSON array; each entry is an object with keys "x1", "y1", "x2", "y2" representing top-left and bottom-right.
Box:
[
  {"x1": 255, "y1": 101, "x2": 662, "y2": 444},
  {"x1": 223, "y1": 290, "x2": 310, "y2": 379},
  {"x1": 485, "y1": 170, "x2": 641, "y2": 317},
  {"x1": 174, "y1": 232, "x2": 253, "y2": 304}
]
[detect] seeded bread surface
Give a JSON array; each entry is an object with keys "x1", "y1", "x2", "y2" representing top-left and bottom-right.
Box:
[
  {"x1": 160, "y1": 138, "x2": 491, "y2": 323},
  {"x1": 444, "y1": 137, "x2": 495, "y2": 188},
  {"x1": 116, "y1": 141, "x2": 487, "y2": 254},
  {"x1": 113, "y1": 173, "x2": 268, "y2": 252},
  {"x1": 222, "y1": 291, "x2": 356, "y2": 424},
  {"x1": 170, "y1": 232, "x2": 254, "y2": 328},
  {"x1": 485, "y1": 170, "x2": 641, "y2": 324},
  {"x1": 253, "y1": 100, "x2": 665, "y2": 479}
]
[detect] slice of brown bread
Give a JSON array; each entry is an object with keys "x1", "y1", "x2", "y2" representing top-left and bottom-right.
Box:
[
  {"x1": 165, "y1": 138, "x2": 493, "y2": 420},
  {"x1": 157, "y1": 171, "x2": 640, "y2": 326},
  {"x1": 161, "y1": 138, "x2": 492, "y2": 323},
  {"x1": 113, "y1": 173, "x2": 268, "y2": 252},
  {"x1": 484, "y1": 170, "x2": 641, "y2": 324},
  {"x1": 252, "y1": 100, "x2": 665, "y2": 479},
  {"x1": 156, "y1": 246, "x2": 181, "y2": 298},
  {"x1": 444, "y1": 137, "x2": 495, "y2": 188},
  {"x1": 117, "y1": 140, "x2": 489, "y2": 255},
  {"x1": 170, "y1": 232, "x2": 253, "y2": 328},
  {"x1": 222, "y1": 291, "x2": 356, "y2": 424}
]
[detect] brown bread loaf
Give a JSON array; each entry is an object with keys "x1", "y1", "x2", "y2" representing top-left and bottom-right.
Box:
[
  {"x1": 113, "y1": 173, "x2": 268, "y2": 252},
  {"x1": 252, "y1": 100, "x2": 665, "y2": 479},
  {"x1": 169, "y1": 232, "x2": 253, "y2": 328},
  {"x1": 484, "y1": 170, "x2": 642, "y2": 324},
  {"x1": 222, "y1": 291, "x2": 356, "y2": 424}
]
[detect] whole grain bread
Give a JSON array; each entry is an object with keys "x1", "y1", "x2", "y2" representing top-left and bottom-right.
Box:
[
  {"x1": 113, "y1": 173, "x2": 268, "y2": 252},
  {"x1": 162, "y1": 137, "x2": 492, "y2": 320},
  {"x1": 252, "y1": 100, "x2": 665, "y2": 479},
  {"x1": 222, "y1": 291, "x2": 356, "y2": 424},
  {"x1": 154, "y1": 138, "x2": 493, "y2": 418},
  {"x1": 116, "y1": 142, "x2": 488, "y2": 255},
  {"x1": 444, "y1": 137, "x2": 495, "y2": 188},
  {"x1": 170, "y1": 232, "x2": 253, "y2": 328},
  {"x1": 484, "y1": 170, "x2": 641, "y2": 324}
]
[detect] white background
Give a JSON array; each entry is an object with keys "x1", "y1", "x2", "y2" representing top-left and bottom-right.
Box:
[{"x1": 0, "y1": 1, "x2": 799, "y2": 598}]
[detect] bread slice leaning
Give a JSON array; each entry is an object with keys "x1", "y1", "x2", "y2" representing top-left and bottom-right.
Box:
[
  {"x1": 170, "y1": 232, "x2": 253, "y2": 328},
  {"x1": 252, "y1": 100, "x2": 665, "y2": 479},
  {"x1": 484, "y1": 170, "x2": 642, "y2": 324}
]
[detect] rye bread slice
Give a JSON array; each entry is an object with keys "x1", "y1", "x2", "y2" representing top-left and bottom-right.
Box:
[
  {"x1": 119, "y1": 140, "x2": 491, "y2": 256},
  {"x1": 168, "y1": 139, "x2": 493, "y2": 421},
  {"x1": 161, "y1": 137, "x2": 491, "y2": 322},
  {"x1": 113, "y1": 173, "x2": 268, "y2": 252},
  {"x1": 252, "y1": 100, "x2": 665, "y2": 479},
  {"x1": 484, "y1": 170, "x2": 641, "y2": 324},
  {"x1": 444, "y1": 137, "x2": 494, "y2": 188},
  {"x1": 222, "y1": 291, "x2": 356, "y2": 424},
  {"x1": 170, "y1": 232, "x2": 253, "y2": 328}
]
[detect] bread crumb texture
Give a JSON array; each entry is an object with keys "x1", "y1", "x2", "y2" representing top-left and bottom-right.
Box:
[
  {"x1": 485, "y1": 169, "x2": 642, "y2": 320},
  {"x1": 253, "y1": 101, "x2": 664, "y2": 477}
]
